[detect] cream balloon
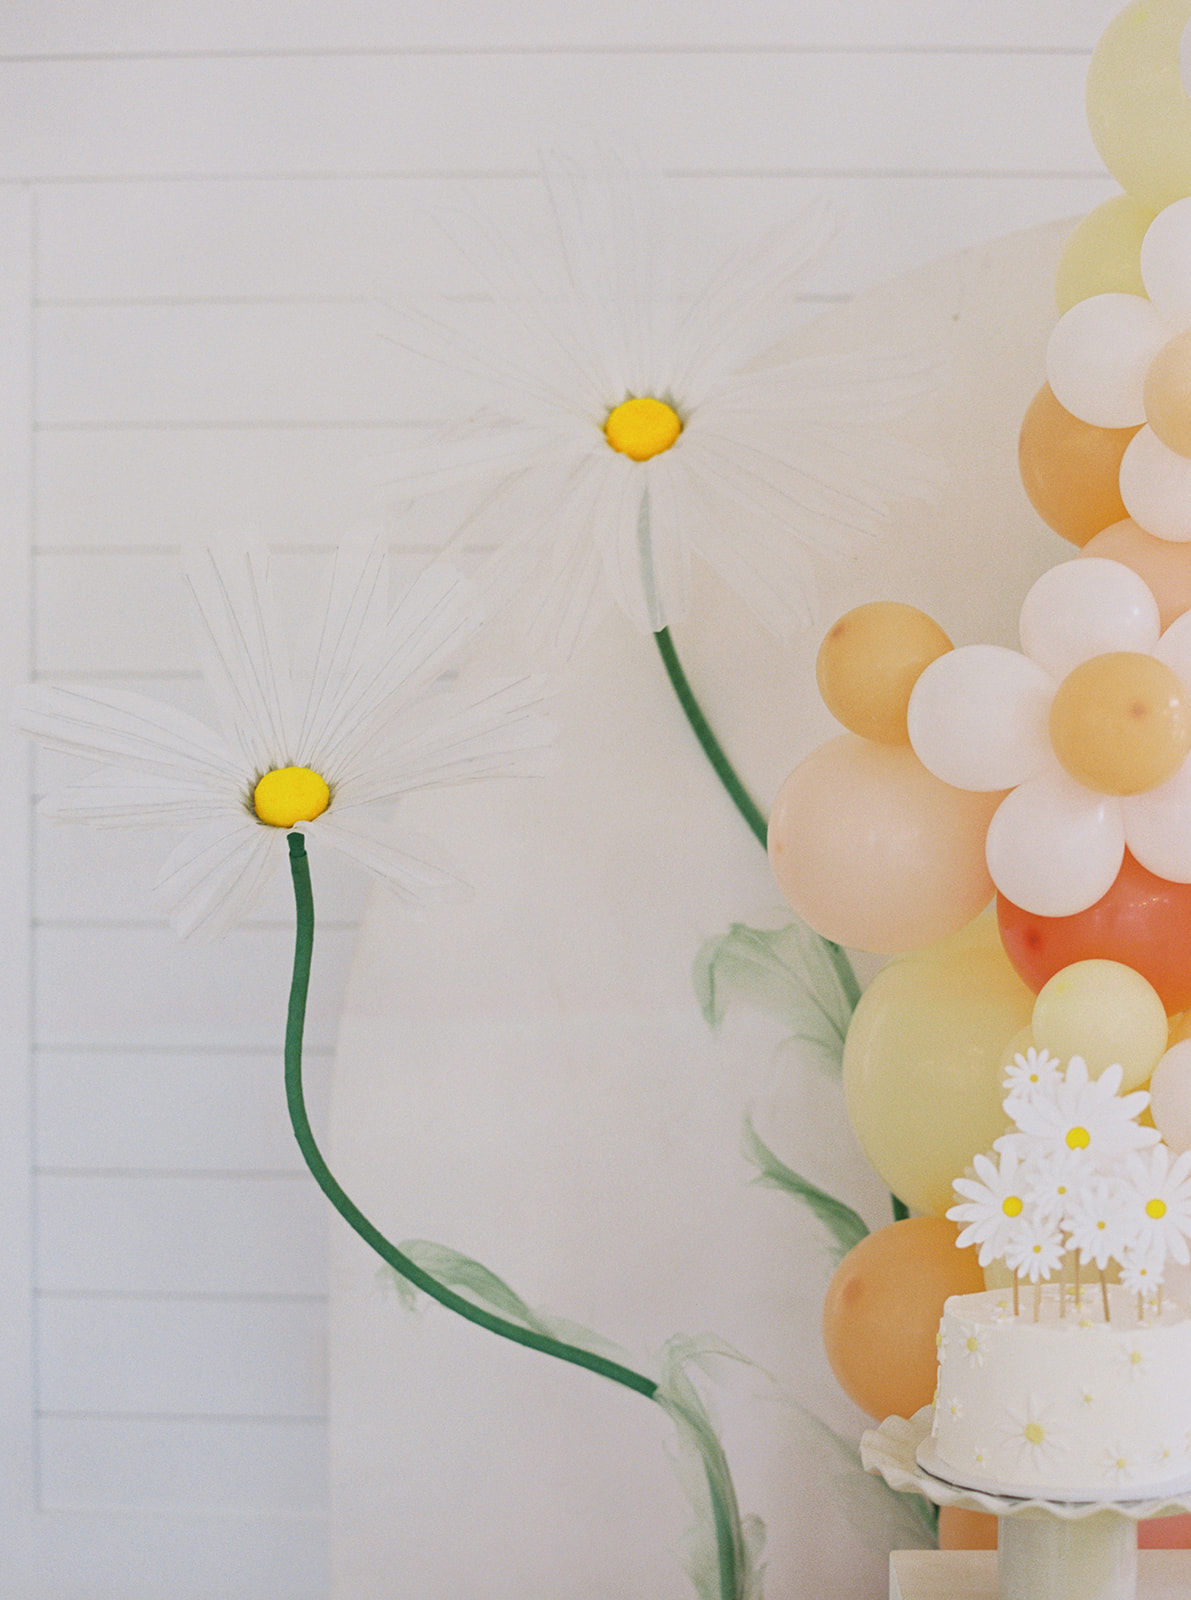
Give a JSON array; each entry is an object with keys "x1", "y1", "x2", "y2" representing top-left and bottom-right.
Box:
[
  {"x1": 1018, "y1": 557, "x2": 1160, "y2": 681},
  {"x1": 1046, "y1": 293, "x2": 1166, "y2": 429},
  {"x1": 1082, "y1": 518, "x2": 1191, "y2": 628},
  {"x1": 907, "y1": 645, "x2": 1052, "y2": 792},
  {"x1": 984, "y1": 772, "x2": 1126, "y2": 918},
  {"x1": 767, "y1": 735, "x2": 1000, "y2": 953},
  {"x1": 842, "y1": 915, "x2": 1034, "y2": 1216},
  {"x1": 1088, "y1": 0, "x2": 1191, "y2": 213},
  {"x1": 1121, "y1": 424, "x2": 1191, "y2": 539},
  {"x1": 1031, "y1": 959, "x2": 1168, "y2": 1090}
]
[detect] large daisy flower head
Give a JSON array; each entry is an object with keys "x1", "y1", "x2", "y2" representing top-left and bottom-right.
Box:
[
  {"x1": 1046, "y1": 197, "x2": 1191, "y2": 543},
  {"x1": 382, "y1": 154, "x2": 942, "y2": 652},
  {"x1": 14, "y1": 535, "x2": 553, "y2": 939},
  {"x1": 1011, "y1": 1057, "x2": 1158, "y2": 1167},
  {"x1": 907, "y1": 554, "x2": 1191, "y2": 915}
]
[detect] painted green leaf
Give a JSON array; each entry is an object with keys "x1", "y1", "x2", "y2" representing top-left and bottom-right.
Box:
[
  {"x1": 693, "y1": 921, "x2": 854, "y2": 1079},
  {"x1": 790, "y1": 1405, "x2": 937, "y2": 1550},
  {"x1": 742, "y1": 1116, "x2": 869, "y2": 1264}
]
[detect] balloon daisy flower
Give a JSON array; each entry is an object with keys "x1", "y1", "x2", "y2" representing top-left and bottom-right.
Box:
[
  {"x1": 383, "y1": 155, "x2": 940, "y2": 652},
  {"x1": 15, "y1": 536, "x2": 552, "y2": 939},
  {"x1": 1046, "y1": 196, "x2": 1191, "y2": 542},
  {"x1": 908, "y1": 555, "x2": 1191, "y2": 916}
]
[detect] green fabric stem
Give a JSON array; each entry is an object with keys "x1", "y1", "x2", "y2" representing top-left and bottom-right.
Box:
[
  {"x1": 283, "y1": 831, "x2": 657, "y2": 1399},
  {"x1": 652, "y1": 626, "x2": 860, "y2": 1012}
]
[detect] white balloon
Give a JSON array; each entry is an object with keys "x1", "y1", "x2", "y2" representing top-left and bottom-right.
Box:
[
  {"x1": 1120, "y1": 425, "x2": 1191, "y2": 541},
  {"x1": 1018, "y1": 557, "x2": 1161, "y2": 679},
  {"x1": 1150, "y1": 1040, "x2": 1191, "y2": 1154},
  {"x1": 1153, "y1": 605, "x2": 1191, "y2": 687},
  {"x1": 907, "y1": 645, "x2": 1052, "y2": 791},
  {"x1": 1123, "y1": 758, "x2": 1191, "y2": 881},
  {"x1": 1141, "y1": 196, "x2": 1191, "y2": 328},
  {"x1": 1046, "y1": 292, "x2": 1166, "y2": 428},
  {"x1": 985, "y1": 772, "x2": 1125, "y2": 917}
]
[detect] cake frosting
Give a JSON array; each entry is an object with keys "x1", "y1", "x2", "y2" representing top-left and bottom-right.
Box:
[{"x1": 921, "y1": 1284, "x2": 1191, "y2": 1498}]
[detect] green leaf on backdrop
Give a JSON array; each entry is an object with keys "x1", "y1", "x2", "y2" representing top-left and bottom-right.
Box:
[{"x1": 742, "y1": 1115, "x2": 869, "y2": 1264}]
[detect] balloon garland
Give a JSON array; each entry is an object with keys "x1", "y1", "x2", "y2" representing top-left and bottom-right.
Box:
[{"x1": 768, "y1": 0, "x2": 1191, "y2": 1497}]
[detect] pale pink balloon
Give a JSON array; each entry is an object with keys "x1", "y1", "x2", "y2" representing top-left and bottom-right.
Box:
[
  {"x1": 1150, "y1": 1041, "x2": 1191, "y2": 1154},
  {"x1": 768, "y1": 735, "x2": 1001, "y2": 954}
]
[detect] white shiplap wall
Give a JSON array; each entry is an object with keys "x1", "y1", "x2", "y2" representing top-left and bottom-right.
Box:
[{"x1": 2, "y1": 4, "x2": 1121, "y2": 1596}]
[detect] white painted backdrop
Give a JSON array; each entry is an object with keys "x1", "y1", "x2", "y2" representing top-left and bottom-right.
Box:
[{"x1": 0, "y1": 5, "x2": 1121, "y2": 1598}]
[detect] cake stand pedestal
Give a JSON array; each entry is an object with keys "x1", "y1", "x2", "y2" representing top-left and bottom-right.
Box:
[{"x1": 863, "y1": 1410, "x2": 1191, "y2": 1600}]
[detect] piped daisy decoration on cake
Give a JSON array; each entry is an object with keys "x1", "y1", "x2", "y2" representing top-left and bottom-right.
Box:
[{"x1": 380, "y1": 154, "x2": 942, "y2": 652}]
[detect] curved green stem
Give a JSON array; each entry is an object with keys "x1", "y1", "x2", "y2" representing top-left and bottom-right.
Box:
[
  {"x1": 653, "y1": 627, "x2": 861, "y2": 1012},
  {"x1": 283, "y1": 831, "x2": 658, "y2": 1399}
]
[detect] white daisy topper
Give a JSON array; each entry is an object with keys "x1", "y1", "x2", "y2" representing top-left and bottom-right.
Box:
[
  {"x1": 15, "y1": 535, "x2": 553, "y2": 939},
  {"x1": 948, "y1": 1048, "x2": 1191, "y2": 1320}
]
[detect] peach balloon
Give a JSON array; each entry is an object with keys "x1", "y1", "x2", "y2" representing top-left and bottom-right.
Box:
[
  {"x1": 821, "y1": 1217, "x2": 984, "y2": 1422},
  {"x1": 1018, "y1": 383, "x2": 1138, "y2": 546},
  {"x1": 815, "y1": 601, "x2": 952, "y2": 744},
  {"x1": 1082, "y1": 518, "x2": 1191, "y2": 629},
  {"x1": 842, "y1": 914, "x2": 1034, "y2": 1215},
  {"x1": 768, "y1": 735, "x2": 1001, "y2": 953},
  {"x1": 1146, "y1": 327, "x2": 1191, "y2": 456},
  {"x1": 938, "y1": 1507, "x2": 999, "y2": 1551}
]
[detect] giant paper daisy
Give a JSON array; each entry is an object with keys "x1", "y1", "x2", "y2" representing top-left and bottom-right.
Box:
[
  {"x1": 381, "y1": 156, "x2": 941, "y2": 651},
  {"x1": 908, "y1": 555, "x2": 1191, "y2": 915},
  {"x1": 14, "y1": 536, "x2": 551, "y2": 939}
]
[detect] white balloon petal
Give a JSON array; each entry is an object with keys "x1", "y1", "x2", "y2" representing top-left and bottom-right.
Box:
[
  {"x1": 985, "y1": 773, "x2": 1125, "y2": 917},
  {"x1": 1153, "y1": 606, "x2": 1191, "y2": 688},
  {"x1": 1120, "y1": 425, "x2": 1191, "y2": 541},
  {"x1": 907, "y1": 645, "x2": 1053, "y2": 791},
  {"x1": 1046, "y1": 293, "x2": 1166, "y2": 428},
  {"x1": 1124, "y1": 759, "x2": 1191, "y2": 882},
  {"x1": 1018, "y1": 557, "x2": 1161, "y2": 679},
  {"x1": 1141, "y1": 197, "x2": 1191, "y2": 328}
]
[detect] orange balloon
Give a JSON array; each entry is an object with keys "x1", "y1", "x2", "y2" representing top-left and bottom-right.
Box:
[
  {"x1": 998, "y1": 850, "x2": 1191, "y2": 1013},
  {"x1": 815, "y1": 601, "x2": 952, "y2": 744},
  {"x1": 821, "y1": 1217, "x2": 984, "y2": 1422},
  {"x1": 1082, "y1": 518, "x2": 1191, "y2": 629},
  {"x1": 768, "y1": 736, "x2": 1001, "y2": 953},
  {"x1": 1018, "y1": 383, "x2": 1138, "y2": 546},
  {"x1": 1140, "y1": 1514, "x2": 1191, "y2": 1549},
  {"x1": 938, "y1": 1507, "x2": 999, "y2": 1550}
]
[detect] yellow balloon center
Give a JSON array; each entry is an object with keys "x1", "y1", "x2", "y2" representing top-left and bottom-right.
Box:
[
  {"x1": 1067, "y1": 1126, "x2": 1091, "y2": 1150},
  {"x1": 1145, "y1": 330, "x2": 1191, "y2": 458},
  {"x1": 1002, "y1": 1194, "x2": 1024, "y2": 1217},
  {"x1": 1024, "y1": 1422, "x2": 1046, "y2": 1446},
  {"x1": 604, "y1": 396, "x2": 682, "y2": 462},
  {"x1": 1147, "y1": 1197, "x2": 1168, "y2": 1220},
  {"x1": 252, "y1": 765, "x2": 331, "y2": 828},
  {"x1": 1049, "y1": 651, "x2": 1191, "y2": 795}
]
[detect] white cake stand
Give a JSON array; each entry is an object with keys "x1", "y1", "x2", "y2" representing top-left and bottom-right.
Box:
[{"x1": 863, "y1": 1409, "x2": 1191, "y2": 1600}]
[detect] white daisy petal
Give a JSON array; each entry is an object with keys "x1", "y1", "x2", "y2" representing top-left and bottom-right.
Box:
[
  {"x1": 310, "y1": 815, "x2": 472, "y2": 905},
  {"x1": 155, "y1": 815, "x2": 281, "y2": 941}
]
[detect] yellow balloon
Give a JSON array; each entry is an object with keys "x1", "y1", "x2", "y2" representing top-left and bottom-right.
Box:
[
  {"x1": 815, "y1": 601, "x2": 952, "y2": 744},
  {"x1": 1055, "y1": 194, "x2": 1154, "y2": 313},
  {"x1": 1048, "y1": 651, "x2": 1191, "y2": 794},
  {"x1": 842, "y1": 913, "x2": 1034, "y2": 1216},
  {"x1": 1087, "y1": 0, "x2": 1191, "y2": 212},
  {"x1": 1032, "y1": 959, "x2": 1169, "y2": 1089}
]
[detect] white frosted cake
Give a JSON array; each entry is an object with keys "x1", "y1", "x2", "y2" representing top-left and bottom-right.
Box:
[{"x1": 919, "y1": 1285, "x2": 1191, "y2": 1499}]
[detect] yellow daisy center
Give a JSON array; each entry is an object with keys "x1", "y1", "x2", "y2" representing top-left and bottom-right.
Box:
[
  {"x1": 1024, "y1": 1422, "x2": 1046, "y2": 1445},
  {"x1": 1067, "y1": 1126, "x2": 1091, "y2": 1149},
  {"x1": 253, "y1": 766, "x2": 331, "y2": 828},
  {"x1": 604, "y1": 396, "x2": 682, "y2": 462},
  {"x1": 1147, "y1": 1198, "x2": 1168, "y2": 1220},
  {"x1": 1002, "y1": 1195, "x2": 1024, "y2": 1217}
]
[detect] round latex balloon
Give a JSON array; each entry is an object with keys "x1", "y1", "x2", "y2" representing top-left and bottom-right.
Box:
[
  {"x1": 938, "y1": 1508, "x2": 999, "y2": 1551},
  {"x1": 842, "y1": 914, "x2": 1034, "y2": 1215},
  {"x1": 1047, "y1": 650, "x2": 1191, "y2": 795},
  {"x1": 1087, "y1": 0, "x2": 1191, "y2": 213},
  {"x1": 1120, "y1": 424, "x2": 1191, "y2": 540},
  {"x1": 1018, "y1": 384, "x2": 1138, "y2": 546},
  {"x1": 907, "y1": 645, "x2": 1052, "y2": 792},
  {"x1": 984, "y1": 772, "x2": 1126, "y2": 918},
  {"x1": 997, "y1": 849, "x2": 1191, "y2": 1013},
  {"x1": 1046, "y1": 293, "x2": 1164, "y2": 430},
  {"x1": 1082, "y1": 517, "x2": 1191, "y2": 627},
  {"x1": 814, "y1": 601, "x2": 952, "y2": 744},
  {"x1": 1138, "y1": 194, "x2": 1191, "y2": 327},
  {"x1": 1149, "y1": 1038, "x2": 1191, "y2": 1150},
  {"x1": 767, "y1": 735, "x2": 1000, "y2": 953},
  {"x1": 1018, "y1": 556, "x2": 1160, "y2": 681},
  {"x1": 1145, "y1": 327, "x2": 1191, "y2": 454},
  {"x1": 820, "y1": 1218, "x2": 984, "y2": 1422},
  {"x1": 1055, "y1": 194, "x2": 1154, "y2": 313},
  {"x1": 1031, "y1": 959, "x2": 1168, "y2": 1090}
]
